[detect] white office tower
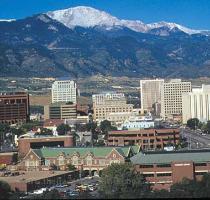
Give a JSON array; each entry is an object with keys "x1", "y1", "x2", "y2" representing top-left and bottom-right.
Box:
[
  {"x1": 161, "y1": 79, "x2": 191, "y2": 119},
  {"x1": 140, "y1": 79, "x2": 164, "y2": 112},
  {"x1": 52, "y1": 79, "x2": 77, "y2": 104},
  {"x1": 182, "y1": 84, "x2": 210, "y2": 124}
]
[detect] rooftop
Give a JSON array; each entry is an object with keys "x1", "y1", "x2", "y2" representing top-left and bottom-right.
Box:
[
  {"x1": 32, "y1": 145, "x2": 140, "y2": 158},
  {"x1": 131, "y1": 148, "x2": 210, "y2": 165},
  {"x1": 50, "y1": 102, "x2": 76, "y2": 106},
  {"x1": 109, "y1": 128, "x2": 179, "y2": 135},
  {"x1": 0, "y1": 171, "x2": 74, "y2": 183}
]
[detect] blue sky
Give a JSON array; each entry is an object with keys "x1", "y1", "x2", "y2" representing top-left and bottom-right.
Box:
[{"x1": 0, "y1": 0, "x2": 210, "y2": 30}]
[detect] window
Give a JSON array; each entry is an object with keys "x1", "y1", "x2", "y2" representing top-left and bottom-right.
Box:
[
  {"x1": 139, "y1": 165, "x2": 153, "y2": 168},
  {"x1": 195, "y1": 171, "x2": 207, "y2": 175},
  {"x1": 157, "y1": 164, "x2": 171, "y2": 168},
  {"x1": 72, "y1": 156, "x2": 78, "y2": 165},
  {"x1": 143, "y1": 173, "x2": 154, "y2": 177},
  {"x1": 86, "y1": 155, "x2": 92, "y2": 166},
  {"x1": 58, "y1": 156, "x2": 64, "y2": 166},
  {"x1": 194, "y1": 163, "x2": 207, "y2": 167},
  {"x1": 99, "y1": 159, "x2": 105, "y2": 166},
  {"x1": 45, "y1": 160, "x2": 50, "y2": 166},
  {"x1": 157, "y1": 173, "x2": 172, "y2": 177}
]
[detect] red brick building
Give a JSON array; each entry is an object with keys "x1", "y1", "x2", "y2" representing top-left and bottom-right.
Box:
[
  {"x1": 0, "y1": 92, "x2": 29, "y2": 124},
  {"x1": 18, "y1": 135, "x2": 74, "y2": 158},
  {"x1": 131, "y1": 149, "x2": 210, "y2": 190},
  {"x1": 0, "y1": 152, "x2": 17, "y2": 165},
  {"x1": 107, "y1": 128, "x2": 179, "y2": 150},
  {"x1": 18, "y1": 146, "x2": 140, "y2": 175}
]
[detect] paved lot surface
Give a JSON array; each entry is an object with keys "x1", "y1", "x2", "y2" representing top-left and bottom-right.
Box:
[{"x1": 25, "y1": 176, "x2": 100, "y2": 199}]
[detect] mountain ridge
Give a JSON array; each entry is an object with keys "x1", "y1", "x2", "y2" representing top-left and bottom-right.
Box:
[
  {"x1": 46, "y1": 6, "x2": 209, "y2": 35},
  {"x1": 0, "y1": 6, "x2": 210, "y2": 78}
]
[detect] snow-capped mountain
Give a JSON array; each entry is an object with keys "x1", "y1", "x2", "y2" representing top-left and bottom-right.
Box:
[
  {"x1": 46, "y1": 6, "x2": 207, "y2": 35},
  {"x1": 0, "y1": 19, "x2": 16, "y2": 22},
  {"x1": 47, "y1": 6, "x2": 121, "y2": 29}
]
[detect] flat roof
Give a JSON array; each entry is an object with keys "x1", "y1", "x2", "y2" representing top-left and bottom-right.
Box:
[
  {"x1": 109, "y1": 128, "x2": 179, "y2": 135},
  {"x1": 131, "y1": 149, "x2": 210, "y2": 165},
  {"x1": 0, "y1": 171, "x2": 74, "y2": 183}
]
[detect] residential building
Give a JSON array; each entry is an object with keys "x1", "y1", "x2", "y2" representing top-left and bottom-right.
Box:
[
  {"x1": 182, "y1": 84, "x2": 210, "y2": 124},
  {"x1": 161, "y1": 79, "x2": 191, "y2": 119},
  {"x1": 52, "y1": 79, "x2": 77, "y2": 104},
  {"x1": 18, "y1": 134, "x2": 74, "y2": 158},
  {"x1": 140, "y1": 79, "x2": 164, "y2": 113},
  {"x1": 19, "y1": 146, "x2": 140, "y2": 172},
  {"x1": 131, "y1": 149, "x2": 210, "y2": 190},
  {"x1": 44, "y1": 102, "x2": 77, "y2": 120},
  {"x1": 0, "y1": 92, "x2": 30, "y2": 124},
  {"x1": 92, "y1": 92, "x2": 133, "y2": 122},
  {"x1": 107, "y1": 128, "x2": 179, "y2": 150}
]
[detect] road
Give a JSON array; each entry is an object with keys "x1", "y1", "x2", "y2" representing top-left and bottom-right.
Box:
[{"x1": 180, "y1": 127, "x2": 210, "y2": 149}]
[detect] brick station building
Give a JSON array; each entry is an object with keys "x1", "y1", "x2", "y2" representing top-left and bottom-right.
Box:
[
  {"x1": 131, "y1": 149, "x2": 210, "y2": 190},
  {"x1": 107, "y1": 128, "x2": 179, "y2": 150},
  {"x1": 18, "y1": 146, "x2": 140, "y2": 175}
]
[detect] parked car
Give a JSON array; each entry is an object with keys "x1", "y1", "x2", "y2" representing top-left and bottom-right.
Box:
[{"x1": 67, "y1": 190, "x2": 79, "y2": 197}]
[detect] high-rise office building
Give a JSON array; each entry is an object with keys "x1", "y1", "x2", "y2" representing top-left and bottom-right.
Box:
[
  {"x1": 161, "y1": 79, "x2": 191, "y2": 119},
  {"x1": 52, "y1": 79, "x2": 77, "y2": 104},
  {"x1": 92, "y1": 92, "x2": 133, "y2": 122},
  {"x1": 140, "y1": 79, "x2": 164, "y2": 112},
  {"x1": 182, "y1": 85, "x2": 210, "y2": 124},
  {"x1": 0, "y1": 92, "x2": 30, "y2": 124}
]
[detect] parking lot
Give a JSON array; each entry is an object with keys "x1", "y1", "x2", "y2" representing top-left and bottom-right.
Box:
[{"x1": 26, "y1": 176, "x2": 100, "y2": 199}]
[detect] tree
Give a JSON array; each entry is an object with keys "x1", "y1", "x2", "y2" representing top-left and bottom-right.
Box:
[
  {"x1": 40, "y1": 128, "x2": 53, "y2": 135},
  {"x1": 10, "y1": 127, "x2": 24, "y2": 137},
  {"x1": 0, "y1": 180, "x2": 12, "y2": 199},
  {"x1": 100, "y1": 120, "x2": 117, "y2": 139},
  {"x1": 41, "y1": 189, "x2": 62, "y2": 199},
  {"x1": 67, "y1": 164, "x2": 76, "y2": 171},
  {"x1": 99, "y1": 163, "x2": 150, "y2": 199},
  {"x1": 187, "y1": 118, "x2": 200, "y2": 130},
  {"x1": 12, "y1": 153, "x2": 18, "y2": 164},
  {"x1": 56, "y1": 124, "x2": 71, "y2": 135},
  {"x1": 202, "y1": 121, "x2": 210, "y2": 134}
]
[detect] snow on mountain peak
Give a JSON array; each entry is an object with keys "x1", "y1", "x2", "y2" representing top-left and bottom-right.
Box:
[
  {"x1": 147, "y1": 21, "x2": 201, "y2": 34},
  {"x1": 46, "y1": 6, "x2": 205, "y2": 35},
  {"x1": 47, "y1": 6, "x2": 121, "y2": 28},
  {"x1": 0, "y1": 19, "x2": 16, "y2": 22}
]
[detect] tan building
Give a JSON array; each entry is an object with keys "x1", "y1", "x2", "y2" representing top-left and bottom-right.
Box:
[
  {"x1": 140, "y1": 79, "x2": 164, "y2": 113},
  {"x1": 161, "y1": 79, "x2": 191, "y2": 119},
  {"x1": 44, "y1": 102, "x2": 77, "y2": 120},
  {"x1": 182, "y1": 85, "x2": 210, "y2": 124},
  {"x1": 92, "y1": 92, "x2": 133, "y2": 122},
  {"x1": 106, "y1": 112, "x2": 133, "y2": 126}
]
